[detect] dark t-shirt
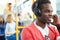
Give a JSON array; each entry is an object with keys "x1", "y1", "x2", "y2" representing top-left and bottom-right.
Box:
[{"x1": 0, "y1": 24, "x2": 5, "y2": 34}]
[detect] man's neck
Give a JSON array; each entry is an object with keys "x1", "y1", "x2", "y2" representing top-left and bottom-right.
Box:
[{"x1": 36, "y1": 20, "x2": 46, "y2": 29}]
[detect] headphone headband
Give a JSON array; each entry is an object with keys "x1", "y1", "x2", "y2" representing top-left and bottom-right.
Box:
[{"x1": 33, "y1": 1, "x2": 41, "y2": 16}]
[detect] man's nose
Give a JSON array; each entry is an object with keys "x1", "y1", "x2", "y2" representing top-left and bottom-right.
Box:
[
  {"x1": 49, "y1": 13, "x2": 52, "y2": 16},
  {"x1": 48, "y1": 13, "x2": 53, "y2": 18}
]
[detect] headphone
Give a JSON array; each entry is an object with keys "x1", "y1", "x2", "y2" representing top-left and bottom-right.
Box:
[{"x1": 33, "y1": 1, "x2": 41, "y2": 16}]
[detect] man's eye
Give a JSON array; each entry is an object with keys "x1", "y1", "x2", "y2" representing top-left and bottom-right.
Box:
[{"x1": 45, "y1": 10, "x2": 53, "y2": 13}]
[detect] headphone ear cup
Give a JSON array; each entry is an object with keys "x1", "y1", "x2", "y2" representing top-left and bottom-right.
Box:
[{"x1": 33, "y1": 8, "x2": 41, "y2": 16}]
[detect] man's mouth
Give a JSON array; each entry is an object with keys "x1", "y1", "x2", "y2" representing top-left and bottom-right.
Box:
[
  {"x1": 48, "y1": 16, "x2": 52, "y2": 20},
  {"x1": 48, "y1": 18, "x2": 52, "y2": 20},
  {"x1": 47, "y1": 17, "x2": 53, "y2": 22}
]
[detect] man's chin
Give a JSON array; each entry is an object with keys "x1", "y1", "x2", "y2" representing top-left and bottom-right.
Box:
[{"x1": 48, "y1": 18, "x2": 53, "y2": 22}]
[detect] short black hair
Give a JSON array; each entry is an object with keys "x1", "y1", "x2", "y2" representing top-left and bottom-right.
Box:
[
  {"x1": 8, "y1": 14, "x2": 11, "y2": 16},
  {"x1": 8, "y1": 3, "x2": 12, "y2": 5},
  {"x1": 32, "y1": 0, "x2": 51, "y2": 12}
]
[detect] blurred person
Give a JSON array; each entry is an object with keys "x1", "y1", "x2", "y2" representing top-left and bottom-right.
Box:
[
  {"x1": 21, "y1": 0, "x2": 59, "y2": 40},
  {"x1": 3, "y1": 3, "x2": 15, "y2": 22},
  {"x1": 0, "y1": 15, "x2": 5, "y2": 40},
  {"x1": 18, "y1": 13, "x2": 23, "y2": 26},
  {"x1": 23, "y1": 13, "x2": 33, "y2": 26},
  {"x1": 5, "y1": 14, "x2": 16, "y2": 40}
]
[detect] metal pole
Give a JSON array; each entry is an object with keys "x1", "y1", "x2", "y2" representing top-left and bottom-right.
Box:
[{"x1": 14, "y1": 0, "x2": 18, "y2": 40}]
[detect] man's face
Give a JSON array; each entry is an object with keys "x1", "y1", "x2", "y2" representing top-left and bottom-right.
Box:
[
  {"x1": 7, "y1": 15, "x2": 12, "y2": 23},
  {"x1": 8, "y1": 5, "x2": 11, "y2": 10},
  {"x1": 38, "y1": 3, "x2": 53, "y2": 23}
]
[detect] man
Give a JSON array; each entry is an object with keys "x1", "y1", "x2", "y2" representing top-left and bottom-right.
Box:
[
  {"x1": 3, "y1": 3, "x2": 15, "y2": 22},
  {"x1": 21, "y1": 0, "x2": 59, "y2": 40},
  {"x1": 0, "y1": 15, "x2": 5, "y2": 40},
  {"x1": 5, "y1": 14, "x2": 16, "y2": 40}
]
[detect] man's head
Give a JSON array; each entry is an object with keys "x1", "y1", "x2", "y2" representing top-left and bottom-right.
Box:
[
  {"x1": 32, "y1": 0, "x2": 53, "y2": 24},
  {"x1": 7, "y1": 14, "x2": 12, "y2": 23},
  {"x1": 8, "y1": 3, "x2": 12, "y2": 10},
  {"x1": 0, "y1": 16, "x2": 4, "y2": 24}
]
